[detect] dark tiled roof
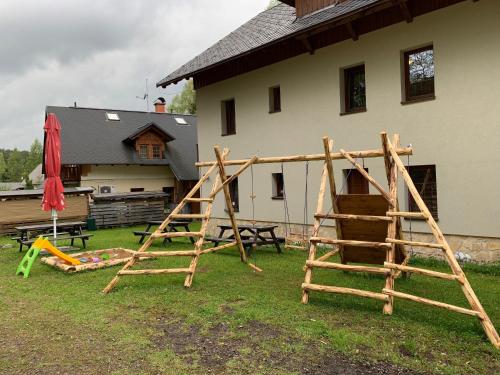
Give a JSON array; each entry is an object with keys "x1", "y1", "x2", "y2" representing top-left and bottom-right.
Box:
[
  {"x1": 157, "y1": 0, "x2": 381, "y2": 87},
  {"x1": 46, "y1": 106, "x2": 198, "y2": 180}
]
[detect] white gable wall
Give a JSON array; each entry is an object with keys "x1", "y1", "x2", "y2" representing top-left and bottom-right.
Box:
[{"x1": 196, "y1": 0, "x2": 500, "y2": 241}]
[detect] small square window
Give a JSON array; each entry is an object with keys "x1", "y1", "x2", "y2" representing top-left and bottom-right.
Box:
[
  {"x1": 272, "y1": 173, "x2": 284, "y2": 199},
  {"x1": 403, "y1": 45, "x2": 435, "y2": 102},
  {"x1": 269, "y1": 86, "x2": 281, "y2": 113},
  {"x1": 221, "y1": 99, "x2": 236, "y2": 136},
  {"x1": 139, "y1": 144, "x2": 148, "y2": 159},
  {"x1": 408, "y1": 165, "x2": 438, "y2": 219},
  {"x1": 342, "y1": 65, "x2": 366, "y2": 114},
  {"x1": 152, "y1": 144, "x2": 162, "y2": 159}
]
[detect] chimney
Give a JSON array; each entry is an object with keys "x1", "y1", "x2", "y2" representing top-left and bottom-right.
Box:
[{"x1": 154, "y1": 97, "x2": 166, "y2": 113}]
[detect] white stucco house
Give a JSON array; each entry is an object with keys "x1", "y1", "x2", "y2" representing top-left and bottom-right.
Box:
[{"x1": 157, "y1": 0, "x2": 500, "y2": 261}]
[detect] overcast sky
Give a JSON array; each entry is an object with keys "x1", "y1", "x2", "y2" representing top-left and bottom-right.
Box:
[{"x1": 0, "y1": 0, "x2": 269, "y2": 150}]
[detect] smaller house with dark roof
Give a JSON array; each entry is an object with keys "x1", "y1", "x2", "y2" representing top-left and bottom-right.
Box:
[{"x1": 44, "y1": 101, "x2": 199, "y2": 206}]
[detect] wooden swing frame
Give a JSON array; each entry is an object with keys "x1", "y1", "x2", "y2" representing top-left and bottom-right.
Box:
[{"x1": 102, "y1": 133, "x2": 498, "y2": 348}]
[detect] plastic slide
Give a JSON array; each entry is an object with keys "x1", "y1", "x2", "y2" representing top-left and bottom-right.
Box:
[{"x1": 33, "y1": 237, "x2": 81, "y2": 266}]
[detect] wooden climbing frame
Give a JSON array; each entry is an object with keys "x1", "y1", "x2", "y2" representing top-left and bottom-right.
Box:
[
  {"x1": 301, "y1": 132, "x2": 499, "y2": 348},
  {"x1": 102, "y1": 133, "x2": 498, "y2": 348},
  {"x1": 102, "y1": 147, "x2": 262, "y2": 295}
]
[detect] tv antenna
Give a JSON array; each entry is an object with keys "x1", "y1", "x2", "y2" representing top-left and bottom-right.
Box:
[{"x1": 136, "y1": 78, "x2": 150, "y2": 111}]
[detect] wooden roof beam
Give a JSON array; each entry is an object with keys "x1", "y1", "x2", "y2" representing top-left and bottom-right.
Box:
[
  {"x1": 394, "y1": 0, "x2": 413, "y2": 23},
  {"x1": 296, "y1": 35, "x2": 315, "y2": 55},
  {"x1": 345, "y1": 22, "x2": 358, "y2": 41}
]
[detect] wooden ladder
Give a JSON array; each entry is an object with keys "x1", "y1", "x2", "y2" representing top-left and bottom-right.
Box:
[{"x1": 102, "y1": 150, "x2": 230, "y2": 293}]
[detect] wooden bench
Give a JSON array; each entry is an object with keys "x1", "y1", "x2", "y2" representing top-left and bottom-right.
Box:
[
  {"x1": 21, "y1": 234, "x2": 94, "y2": 249},
  {"x1": 204, "y1": 236, "x2": 255, "y2": 253},
  {"x1": 134, "y1": 221, "x2": 194, "y2": 244}
]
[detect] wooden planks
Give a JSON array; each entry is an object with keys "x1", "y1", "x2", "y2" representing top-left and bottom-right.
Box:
[
  {"x1": 336, "y1": 194, "x2": 394, "y2": 265},
  {"x1": 0, "y1": 195, "x2": 89, "y2": 234},
  {"x1": 90, "y1": 197, "x2": 164, "y2": 228}
]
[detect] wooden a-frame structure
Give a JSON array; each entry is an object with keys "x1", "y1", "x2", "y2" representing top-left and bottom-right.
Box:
[
  {"x1": 102, "y1": 133, "x2": 498, "y2": 348},
  {"x1": 302, "y1": 133, "x2": 499, "y2": 348},
  {"x1": 102, "y1": 147, "x2": 262, "y2": 294}
]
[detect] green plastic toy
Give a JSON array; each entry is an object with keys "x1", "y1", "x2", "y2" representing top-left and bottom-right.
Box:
[{"x1": 16, "y1": 244, "x2": 42, "y2": 279}]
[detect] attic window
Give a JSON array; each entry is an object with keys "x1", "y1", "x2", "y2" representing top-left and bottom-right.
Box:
[
  {"x1": 106, "y1": 113, "x2": 120, "y2": 121},
  {"x1": 175, "y1": 117, "x2": 188, "y2": 125}
]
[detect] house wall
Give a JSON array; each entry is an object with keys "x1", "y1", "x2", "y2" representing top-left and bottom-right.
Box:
[
  {"x1": 195, "y1": 0, "x2": 500, "y2": 260},
  {"x1": 80, "y1": 165, "x2": 175, "y2": 193}
]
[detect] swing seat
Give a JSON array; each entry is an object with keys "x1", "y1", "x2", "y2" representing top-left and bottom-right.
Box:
[{"x1": 337, "y1": 194, "x2": 405, "y2": 265}]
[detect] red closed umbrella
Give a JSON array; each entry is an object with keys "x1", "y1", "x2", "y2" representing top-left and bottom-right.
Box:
[{"x1": 42, "y1": 113, "x2": 65, "y2": 243}]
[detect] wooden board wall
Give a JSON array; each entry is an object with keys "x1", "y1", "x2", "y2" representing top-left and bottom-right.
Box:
[
  {"x1": 337, "y1": 194, "x2": 404, "y2": 265},
  {"x1": 90, "y1": 198, "x2": 164, "y2": 228},
  {"x1": 0, "y1": 195, "x2": 89, "y2": 234}
]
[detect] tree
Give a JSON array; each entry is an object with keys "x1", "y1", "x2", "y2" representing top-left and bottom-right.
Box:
[
  {"x1": 5, "y1": 149, "x2": 24, "y2": 182},
  {"x1": 168, "y1": 80, "x2": 196, "y2": 115},
  {"x1": 25, "y1": 139, "x2": 43, "y2": 175},
  {"x1": 0, "y1": 152, "x2": 6, "y2": 181}
]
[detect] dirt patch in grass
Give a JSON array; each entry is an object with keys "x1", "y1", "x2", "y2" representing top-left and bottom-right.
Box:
[{"x1": 152, "y1": 316, "x2": 429, "y2": 374}]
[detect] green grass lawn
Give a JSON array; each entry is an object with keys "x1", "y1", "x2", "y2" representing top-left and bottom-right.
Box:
[{"x1": 0, "y1": 224, "x2": 499, "y2": 375}]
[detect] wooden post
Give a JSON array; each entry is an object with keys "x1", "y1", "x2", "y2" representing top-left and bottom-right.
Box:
[
  {"x1": 381, "y1": 133, "x2": 398, "y2": 315},
  {"x1": 214, "y1": 146, "x2": 247, "y2": 263},
  {"x1": 386, "y1": 138, "x2": 500, "y2": 348},
  {"x1": 184, "y1": 153, "x2": 225, "y2": 287},
  {"x1": 322, "y1": 137, "x2": 345, "y2": 263},
  {"x1": 302, "y1": 139, "x2": 332, "y2": 304},
  {"x1": 381, "y1": 132, "x2": 406, "y2": 258}
]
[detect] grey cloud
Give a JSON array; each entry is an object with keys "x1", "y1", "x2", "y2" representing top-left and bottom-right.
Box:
[{"x1": 0, "y1": 0, "x2": 269, "y2": 149}]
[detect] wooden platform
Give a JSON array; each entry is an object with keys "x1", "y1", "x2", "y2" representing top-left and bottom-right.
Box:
[{"x1": 337, "y1": 195, "x2": 405, "y2": 265}]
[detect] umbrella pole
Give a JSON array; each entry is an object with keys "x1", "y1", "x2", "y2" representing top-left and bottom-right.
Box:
[{"x1": 52, "y1": 209, "x2": 57, "y2": 247}]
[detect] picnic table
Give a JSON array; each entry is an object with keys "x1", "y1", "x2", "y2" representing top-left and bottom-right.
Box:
[
  {"x1": 207, "y1": 224, "x2": 282, "y2": 254},
  {"x1": 13, "y1": 221, "x2": 92, "y2": 252},
  {"x1": 134, "y1": 220, "x2": 195, "y2": 244}
]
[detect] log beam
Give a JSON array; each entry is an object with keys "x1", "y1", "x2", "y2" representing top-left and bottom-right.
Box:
[
  {"x1": 307, "y1": 260, "x2": 389, "y2": 275},
  {"x1": 383, "y1": 289, "x2": 482, "y2": 317},
  {"x1": 339, "y1": 148, "x2": 394, "y2": 206},
  {"x1": 386, "y1": 238, "x2": 443, "y2": 249},
  {"x1": 315, "y1": 213, "x2": 393, "y2": 222},
  {"x1": 384, "y1": 262, "x2": 462, "y2": 282},
  {"x1": 310, "y1": 237, "x2": 391, "y2": 249},
  {"x1": 303, "y1": 283, "x2": 389, "y2": 302},
  {"x1": 196, "y1": 147, "x2": 413, "y2": 167}
]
